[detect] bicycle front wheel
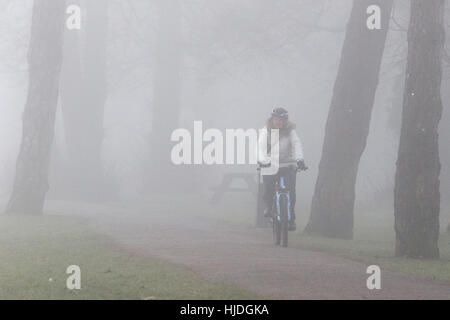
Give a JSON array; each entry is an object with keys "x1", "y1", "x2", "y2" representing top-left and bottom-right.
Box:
[
  {"x1": 280, "y1": 194, "x2": 289, "y2": 247},
  {"x1": 273, "y1": 219, "x2": 281, "y2": 246}
]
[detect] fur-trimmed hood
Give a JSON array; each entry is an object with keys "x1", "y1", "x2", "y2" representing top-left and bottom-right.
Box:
[{"x1": 266, "y1": 119, "x2": 296, "y2": 136}]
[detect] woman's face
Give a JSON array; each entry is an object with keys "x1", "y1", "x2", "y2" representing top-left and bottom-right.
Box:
[{"x1": 272, "y1": 116, "x2": 285, "y2": 129}]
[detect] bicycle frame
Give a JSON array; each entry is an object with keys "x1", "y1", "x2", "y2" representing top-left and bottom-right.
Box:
[
  {"x1": 274, "y1": 175, "x2": 292, "y2": 223},
  {"x1": 257, "y1": 161, "x2": 307, "y2": 247}
]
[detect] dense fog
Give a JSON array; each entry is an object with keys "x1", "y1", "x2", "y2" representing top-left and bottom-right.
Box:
[
  {"x1": 0, "y1": 0, "x2": 449, "y2": 300},
  {"x1": 2, "y1": 1, "x2": 440, "y2": 207}
]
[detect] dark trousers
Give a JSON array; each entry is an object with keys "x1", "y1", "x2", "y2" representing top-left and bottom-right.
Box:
[{"x1": 263, "y1": 168, "x2": 297, "y2": 221}]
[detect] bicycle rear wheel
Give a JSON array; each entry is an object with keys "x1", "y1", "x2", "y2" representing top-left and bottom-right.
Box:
[
  {"x1": 280, "y1": 194, "x2": 289, "y2": 247},
  {"x1": 273, "y1": 219, "x2": 281, "y2": 246}
]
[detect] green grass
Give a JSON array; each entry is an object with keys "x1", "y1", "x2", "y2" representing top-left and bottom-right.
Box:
[
  {"x1": 11, "y1": 193, "x2": 447, "y2": 299},
  {"x1": 0, "y1": 215, "x2": 260, "y2": 300}
]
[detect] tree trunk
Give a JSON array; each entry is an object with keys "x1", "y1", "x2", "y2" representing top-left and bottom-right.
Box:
[
  {"x1": 6, "y1": 0, "x2": 66, "y2": 215},
  {"x1": 438, "y1": 7, "x2": 450, "y2": 212},
  {"x1": 147, "y1": 0, "x2": 182, "y2": 191},
  {"x1": 58, "y1": 0, "x2": 111, "y2": 200},
  {"x1": 305, "y1": 0, "x2": 393, "y2": 239},
  {"x1": 394, "y1": 0, "x2": 445, "y2": 259}
]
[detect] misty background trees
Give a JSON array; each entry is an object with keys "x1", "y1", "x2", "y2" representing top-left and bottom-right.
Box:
[
  {"x1": 146, "y1": 0, "x2": 182, "y2": 191},
  {"x1": 0, "y1": 0, "x2": 448, "y2": 259},
  {"x1": 56, "y1": 0, "x2": 112, "y2": 201}
]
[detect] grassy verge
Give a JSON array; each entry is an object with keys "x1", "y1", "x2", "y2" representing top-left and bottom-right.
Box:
[
  {"x1": 0, "y1": 215, "x2": 260, "y2": 300},
  {"x1": 291, "y1": 212, "x2": 450, "y2": 283}
]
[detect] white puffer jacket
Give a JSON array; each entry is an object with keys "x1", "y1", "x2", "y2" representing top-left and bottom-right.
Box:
[{"x1": 258, "y1": 126, "x2": 304, "y2": 165}]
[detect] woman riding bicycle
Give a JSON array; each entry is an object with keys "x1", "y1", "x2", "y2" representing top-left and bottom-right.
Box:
[{"x1": 258, "y1": 108, "x2": 306, "y2": 231}]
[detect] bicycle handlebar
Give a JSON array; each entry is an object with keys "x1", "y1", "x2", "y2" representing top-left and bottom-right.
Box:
[{"x1": 257, "y1": 162, "x2": 308, "y2": 172}]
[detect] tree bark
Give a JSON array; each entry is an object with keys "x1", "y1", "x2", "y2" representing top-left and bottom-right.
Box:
[
  {"x1": 6, "y1": 0, "x2": 66, "y2": 215},
  {"x1": 394, "y1": 0, "x2": 445, "y2": 259},
  {"x1": 305, "y1": 0, "x2": 393, "y2": 239}
]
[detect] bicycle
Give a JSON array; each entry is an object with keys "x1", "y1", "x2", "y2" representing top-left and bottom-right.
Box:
[{"x1": 258, "y1": 161, "x2": 307, "y2": 247}]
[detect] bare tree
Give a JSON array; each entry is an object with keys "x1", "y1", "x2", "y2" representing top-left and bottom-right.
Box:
[
  {"x1": 394, "y1": 0, "x2": 445, "y2": 259},
  {"x1": 6, "y1": 0, "x2": 66, "y2": 215},
  {"x1": 305, "y1": 0, "x2": 393, "y2": 239}
]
